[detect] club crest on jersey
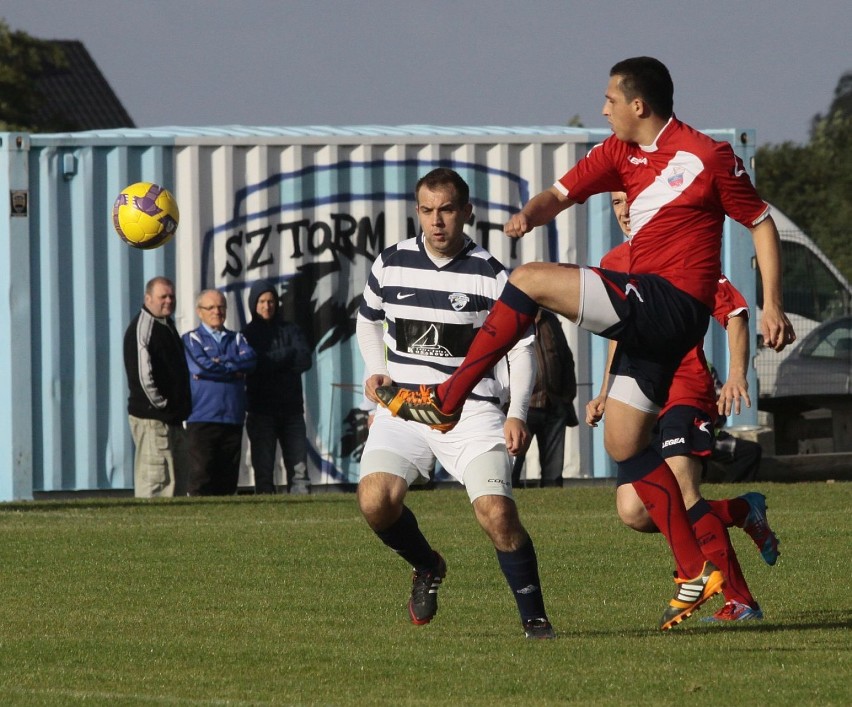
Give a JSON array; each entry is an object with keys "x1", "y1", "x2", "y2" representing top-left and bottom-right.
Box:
[
  {"x1": 448, "y1": 293, "x2": 469, "y2": 311},
  {"x1": 667, "y1": 171, "x2": 685, "y2": 189},
  {"x1": 409, "y1": 323, "x2": 452, "y2": 357}
]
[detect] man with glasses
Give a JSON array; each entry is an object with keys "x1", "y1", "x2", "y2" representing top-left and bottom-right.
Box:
[{"x1": 183, "y1": 289, "x2": 257, "y2": 495}]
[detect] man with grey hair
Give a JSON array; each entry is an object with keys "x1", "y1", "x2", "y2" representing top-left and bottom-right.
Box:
[
  {"x1": 183, "y1": 289, "x2": 256, "y2": 495},
  {"x1": 123, "y1": 276, "x2": 192, "y2": 497}
]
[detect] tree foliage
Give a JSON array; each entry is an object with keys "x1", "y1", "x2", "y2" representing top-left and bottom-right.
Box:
[
  {"x1": 0, "y1": 18, "x2": 68, "y2": 132},
  {"x1": 757, "y1": 71, "x2": 852, "y2": 282}
]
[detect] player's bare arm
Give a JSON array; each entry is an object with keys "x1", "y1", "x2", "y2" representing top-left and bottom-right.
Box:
[
  {"x1": 751, "y1": 217, "x2": 795, "y2": 351},
  {"x1": 504, "y1": 187, "x2": 575, "y2": 238},
  {"x1": 587, "y1": 339, "x2": 617, "y2": 427},
  {"x1": 718, "y1": 314, "x2": 751, "y2": 416}
]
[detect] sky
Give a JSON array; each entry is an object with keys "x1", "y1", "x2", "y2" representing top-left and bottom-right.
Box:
[{"x1": 4, "y1": 1, "x2": 851, "y2": 146}]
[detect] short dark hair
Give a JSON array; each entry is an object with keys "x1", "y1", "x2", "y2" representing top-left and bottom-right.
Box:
[
  {"x1": 145, "y1": 276, "x2": 174, "y2": 295},
  {"x1": 610, "y1": 56, "x2": 674, "y2": 119},
  {"x1": 414, "y1": 168, "x2": 470, "y2": 207}
]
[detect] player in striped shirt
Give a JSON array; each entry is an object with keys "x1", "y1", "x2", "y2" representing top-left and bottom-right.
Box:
[
  {"x1": 356, "y1": 168, "x2": 554, "y2": 639},
  {"x1": 376, "y1": 57, "x2": 795, "y2": 629}
]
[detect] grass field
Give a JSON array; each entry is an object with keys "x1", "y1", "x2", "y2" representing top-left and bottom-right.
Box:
[{"x1": 0, "y1": 482, "x2": 849, "y2": 705}]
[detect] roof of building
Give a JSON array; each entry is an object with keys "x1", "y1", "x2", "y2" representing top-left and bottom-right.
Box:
[{"x1": 36, "y1": 40, "x2": 134, "y2": 131}]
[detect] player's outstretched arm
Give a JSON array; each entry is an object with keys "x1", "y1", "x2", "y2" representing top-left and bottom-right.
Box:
[
  {"x1": 504, "y1": 187, "x2": 576, "y2": 238},
  {"x1": 586, "y1": 340, "x2": 617, "y2": 427},
  {"x1": 751, "y1": 217, "x2": 795, "y2": 351},
  {"x1": 718, "y1": 314, "x2": 751, "y2": 416}
]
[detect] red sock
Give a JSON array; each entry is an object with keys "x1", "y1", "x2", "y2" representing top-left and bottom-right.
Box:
[
  {"x1": 707, "y1": 498, "x2": 750, "y2": 528},
  {"x1": 437, "y1": 292, "x2": 536, "y2": 413},
  {"x1": 691, "y1": 505, "x2": 756, "y2": 607},
  {"x1": 631, "y1": 461, "x2": 706, "y2": 579}
]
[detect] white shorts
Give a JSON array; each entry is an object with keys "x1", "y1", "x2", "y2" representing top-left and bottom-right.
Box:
[
  {"x1": 578, "y1": 267, "x2": 659, "y2": 413},
  {"x1": 360, "y1": 401, "x2": 513, "y2": 502}
]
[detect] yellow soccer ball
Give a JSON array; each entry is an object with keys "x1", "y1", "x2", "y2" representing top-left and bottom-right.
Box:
[{"x1": 112, "y1": 182, "x2": 179, "y2": 249}]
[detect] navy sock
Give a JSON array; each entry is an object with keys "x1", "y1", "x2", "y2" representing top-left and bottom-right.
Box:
[
  {"x1": 687, "y1": 497, "x2": 713, "y2": 524},
  {"x1": 496, "y1": 537, "x2": 548, "y2": 622},
  {"x1": 375, "y1": 505, "x2": 437, "y2": 571}
]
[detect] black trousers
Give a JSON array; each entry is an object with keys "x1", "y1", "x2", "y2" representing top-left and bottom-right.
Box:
[
  {"x1": 706, "y1": 430, "x2": 762, "y2": 483},
  {"x1": 512, "y1": 407, "x2": 567, "y2": 488},
  {"x1": 186, "y1": 422, "x2": 243, "y2": 496}
]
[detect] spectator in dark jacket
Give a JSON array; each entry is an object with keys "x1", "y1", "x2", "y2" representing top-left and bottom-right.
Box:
[
  {"x1": 183, "y1": 289, "x2": 256, "y2": 495},
  {"x1": 124, "y1": 276, "x2": 192, "y2": 497},
  {"x1": 243, "y1": 280, "x2": 313, "y2": 494},
  {"x1": 512, "y1": 309, "x2": 579, "y2": 487}
]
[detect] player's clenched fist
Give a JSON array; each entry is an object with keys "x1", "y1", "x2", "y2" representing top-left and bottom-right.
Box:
[{"x1": 504, "y1": 212, "x2": 531, "y2": 238}]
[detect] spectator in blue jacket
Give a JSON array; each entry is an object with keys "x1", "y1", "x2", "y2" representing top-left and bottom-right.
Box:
[
  {"x1": 243, "y1": 281, "x2": 314, "y2": 494},
  {"x1": 183, "y1": 289, "x2": 257, "y2": 495}
]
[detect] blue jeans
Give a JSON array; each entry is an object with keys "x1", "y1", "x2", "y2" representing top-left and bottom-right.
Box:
[{"x1": 245, "y1": 411, "x2": 309, "y2": 493}]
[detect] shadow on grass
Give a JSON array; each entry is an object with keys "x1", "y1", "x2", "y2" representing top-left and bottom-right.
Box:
[
  {"x1": 0, "y1": 494, "x2": 354, "y2": 513},
  {"x1": 554, "y1": 609, "x2": 852, "y2": 639}
]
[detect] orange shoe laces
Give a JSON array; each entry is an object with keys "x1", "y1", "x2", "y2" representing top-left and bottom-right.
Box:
[{"x1": 395, "y1": 385, "x2": 434, "y2": 405}]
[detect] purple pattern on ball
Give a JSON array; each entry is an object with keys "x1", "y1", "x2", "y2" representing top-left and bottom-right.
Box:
[
  {"x1": 132, "y1": 193, "x2": 163, "y2": 217},
  {"x1": 160, "y1": 215, "x2": 178, "y2": 234}
]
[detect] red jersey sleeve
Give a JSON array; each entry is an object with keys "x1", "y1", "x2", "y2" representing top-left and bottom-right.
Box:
[
  {"x1": 556, "y1": 139, "x2": 624, "y2": 204},
  {"x1": 712, "y1": 276, "x2": 749, "y2": 328},
  {"x1": 707, "y1": 142, "x2": 770, "y2": 228}
]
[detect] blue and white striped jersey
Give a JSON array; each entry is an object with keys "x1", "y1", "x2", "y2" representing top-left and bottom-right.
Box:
[{"x1": 358, "y1": 234, "x2": 532, "y2": 407}]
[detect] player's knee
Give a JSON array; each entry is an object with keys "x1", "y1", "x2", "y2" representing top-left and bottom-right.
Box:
[
  {"x1": 618, "y1": 504, "x2": 658, "y2": 533},
  {"x1": 357, "y1": 475, "x2": 403, "y2": 530},
  {"x1": 507, "y1": 262, "x2": 538, "y2": 286},
  {"x1": 615, "y1": 486, "x2": 658, "y2": 532},
  {"x1": 509, "y1": 262, "x2": 576, "y2": 304}
]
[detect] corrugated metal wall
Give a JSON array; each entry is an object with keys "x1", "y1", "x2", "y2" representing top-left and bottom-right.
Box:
[{"x1": 0, "y1": 126, "x2": 758, "y2": 499}]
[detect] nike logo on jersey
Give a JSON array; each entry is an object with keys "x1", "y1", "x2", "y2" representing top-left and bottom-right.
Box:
[{"x1": 396, "y1": 292, "x2": 416, "y2": 300}]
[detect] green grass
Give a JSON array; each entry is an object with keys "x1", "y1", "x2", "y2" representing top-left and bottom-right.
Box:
[{"x1": 0, "y1": 483, "x2": 849, "y2": 705}]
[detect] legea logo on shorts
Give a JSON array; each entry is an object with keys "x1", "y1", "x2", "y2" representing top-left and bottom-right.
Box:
[{"x1": 662, "y1": 437, "x2": 686, "y2": 448}]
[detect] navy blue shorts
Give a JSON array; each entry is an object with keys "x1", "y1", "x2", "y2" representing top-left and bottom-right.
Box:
[
  {"x1": 651, "y1": 405, "x2": 715, "y2": 459},
  {"x1": 589, "y1": 268, "x2": 710, "y2": 406}
]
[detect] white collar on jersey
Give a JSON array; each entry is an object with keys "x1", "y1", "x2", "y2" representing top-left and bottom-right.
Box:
[{"x1": 639, "y1": 115, "x2": 675, "y2": 153}]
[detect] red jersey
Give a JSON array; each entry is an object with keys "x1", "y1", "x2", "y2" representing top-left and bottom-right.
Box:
[
  {"x1": 556, "y1": 117, "x2": 769, "y2": 309},
  {"x1": 600, "y1": 243, "x2": 748, "y2": 418}
]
